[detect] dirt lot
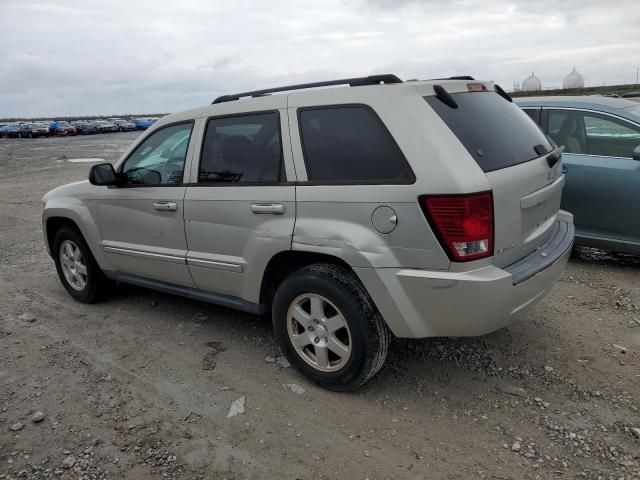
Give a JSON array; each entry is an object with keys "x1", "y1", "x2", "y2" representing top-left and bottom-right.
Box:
[{"x1": 0, "y1": 133, "x2": 639, "y2": 480}]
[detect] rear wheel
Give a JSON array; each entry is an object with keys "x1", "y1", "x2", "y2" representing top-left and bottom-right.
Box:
[
  {"x1": 53, "y1": 227, "x2": 109, "y2": 303},
  {"x1": 272, "y1": 264, "x2": 390, "y2": 391}
]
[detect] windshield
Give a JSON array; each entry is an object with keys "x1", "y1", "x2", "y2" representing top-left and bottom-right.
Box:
[{"x1": 425, "y1": 91, "x2": 553, "y2": 172}]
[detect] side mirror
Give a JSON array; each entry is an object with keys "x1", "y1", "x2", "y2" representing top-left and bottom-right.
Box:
[
  {"x1": 88, "y1": 163, "x2": 118, "y2": 186},
  {"x1": 633, "y1": 145, "x2": 640, "y2": 161}
]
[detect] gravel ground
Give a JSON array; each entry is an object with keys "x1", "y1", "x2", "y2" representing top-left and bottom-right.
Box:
[{"x1": 0, "y1": 133, "x2": 639, "y2": 480}]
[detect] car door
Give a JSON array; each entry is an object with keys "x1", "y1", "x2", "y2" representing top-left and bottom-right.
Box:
[
  {"x1": 183, "y1": 97, "x2": 296, "y2": 307},
  {"x1": 546, "y1": 108, "x2": 640, "y2": 244},
  {"x1": 97, "y1": 121, "x2": 197, "y2": 286}
]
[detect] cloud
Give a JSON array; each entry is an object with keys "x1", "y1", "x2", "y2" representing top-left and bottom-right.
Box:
[{"x1": 0, "y1": 0, "x2": 638, "y2": 117}]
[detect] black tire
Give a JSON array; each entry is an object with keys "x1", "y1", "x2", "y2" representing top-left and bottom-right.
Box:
[
  {"x1": 52, "y1": 226, "x2": 109, "y2": 303},
  {"x1": 272, "y1": 263, "x2": 390, "y2": 391}
]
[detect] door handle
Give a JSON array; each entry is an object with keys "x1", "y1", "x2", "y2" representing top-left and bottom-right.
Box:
[
  {"x1": 153, "y1": 201, "x2": 177, "y2": 211},
  {"x1": 250, "y1": 203, "x2": 285, "y2": 215}
]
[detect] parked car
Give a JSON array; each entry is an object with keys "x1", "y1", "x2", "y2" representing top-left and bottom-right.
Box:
[
  {"x1": 19, "y1": 122, "x2": 50, "y2": 138},
  {"x1": 621, "y1": 91, "x2": 640, "y2": 99},
  {"x1": 111, "y1": 119, "x2": 137, "y2": 132},
  {"x1": 71, "y1": 121, "x2": 98, "y2": 135},
  {"x1": 49, "y1": 121, "x2": 77, "y2": 136},
  {"x1": 516, "y1": 96, "x2": 640, "y2": 254},
  {"x1": 94, "y1": 121, "x2": 118, "y2": 133},
  {"x1": 130, "y1": 118, "x2": 153, "y2": 130},
  {"x1": 42, "y1": 75, "x2": 573, "y2": 390},
  {"x1": 1, "y1": 123, "x2": 21, "y2": 138}
]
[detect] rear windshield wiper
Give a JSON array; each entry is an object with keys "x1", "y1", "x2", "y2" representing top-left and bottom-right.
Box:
[{"x1": 494, "y1": 84, "x2": 513, "y2": 102}]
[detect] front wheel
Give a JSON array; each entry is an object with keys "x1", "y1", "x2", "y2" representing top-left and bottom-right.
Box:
[
  {"x1": 272, "y1": 264, "x2": 390, "y2": 391},
  {"x1": 53, "y1": 227, "x2": 109, "y2": 303}
]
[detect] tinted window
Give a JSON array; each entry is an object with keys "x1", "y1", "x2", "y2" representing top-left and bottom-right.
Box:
[
  {"x1": 121, "y1": 122, "x2": 193, "y2": 185},
  {"x1": 199, "y1": 113, "x2": 283, "y2": 183},
  {"x1": 298, "y1": 106, "x2": 414, "y2": 183},
  {"x1": 522, "y1": 108, "x2": 540, "y2": 124},
  {"x1": 425, "y1": 92, "x2": 553, "y2": 172}
]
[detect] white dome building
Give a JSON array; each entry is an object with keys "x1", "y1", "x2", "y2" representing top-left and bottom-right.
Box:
[
  {"x1": 563, "y1": 67, "x2": 585, "y2": 89},
  {"x1": 521, "y1": 72, "x2": 542, "y2": 92}
]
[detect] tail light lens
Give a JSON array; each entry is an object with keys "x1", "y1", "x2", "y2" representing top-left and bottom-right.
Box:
[
  {"x1": 419, "y1": 192, "x2": 494, "y2": 262},
  {"x1": 467, "y1": 82, "x2": 488, "y2": 92}
]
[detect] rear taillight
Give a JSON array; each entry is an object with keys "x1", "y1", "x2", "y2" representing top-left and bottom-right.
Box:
[{"x1": 419, "y1": 192, "x2": 494, "y2": 262}]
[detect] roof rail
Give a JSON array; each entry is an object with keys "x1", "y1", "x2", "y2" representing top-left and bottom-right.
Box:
[
  {"x1": 426, "y1": 75, "x2": 476, "y2": 81},
  {"x1": 212, "y1": 74, "x2": 403, "y2": 104}
]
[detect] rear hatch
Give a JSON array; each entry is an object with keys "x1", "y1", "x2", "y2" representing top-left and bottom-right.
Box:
[{"x1": 425, "y1": 83, "x2": 564, "y2": 267}]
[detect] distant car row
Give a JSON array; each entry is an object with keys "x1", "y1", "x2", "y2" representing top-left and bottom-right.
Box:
[
  {"x1": 595, "y1": 92, "x2": 640, "y2": 99},
  {"x1": 0, "y1": 117, "x2": 159, "y2": 138}
]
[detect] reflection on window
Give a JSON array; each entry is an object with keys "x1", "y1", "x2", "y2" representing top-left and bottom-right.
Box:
[
  {"x1": 121, "y1": 123, "x2": 193, "y2": 185},
  {"x1": 583, "y1": 114, "x2": 640, "y2": 158}
]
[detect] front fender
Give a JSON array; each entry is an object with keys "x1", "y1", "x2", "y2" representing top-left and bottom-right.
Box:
[{"x1": 42, "y1": 198, "x2": 108, "y2": 269}]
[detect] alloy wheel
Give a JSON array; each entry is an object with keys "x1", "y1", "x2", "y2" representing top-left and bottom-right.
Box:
[
  {"x1": 286, "y1": 293, "x2": 352, "y2": 372},
  {"x1": 59, "y1": 240, "x2": 88, "y2": 291}
]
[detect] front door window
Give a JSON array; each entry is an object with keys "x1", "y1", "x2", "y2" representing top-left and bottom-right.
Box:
[{"x1": 120, "y1": 122, "x2": 193, "y2": 185}]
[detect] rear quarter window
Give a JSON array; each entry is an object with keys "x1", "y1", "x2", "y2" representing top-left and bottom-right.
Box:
[
  {"x1": 298, "y1": 106, "x2": 415, "y2": 184},
  {"x1": 425, "y1": 92, "x2": 553, "y2": 172}
]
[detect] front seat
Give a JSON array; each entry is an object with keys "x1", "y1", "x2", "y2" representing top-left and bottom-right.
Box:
[{"x1": 556, "y1": 116, "x2": 582, "y2": 154}]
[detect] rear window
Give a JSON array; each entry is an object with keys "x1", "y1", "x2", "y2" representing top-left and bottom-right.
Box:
[
  {"x1": 425, "y1": 91, "x2": 553, "y2": 172},
  {"x1": 298, "y1": 106, "x2": 414, "y2": 183}
]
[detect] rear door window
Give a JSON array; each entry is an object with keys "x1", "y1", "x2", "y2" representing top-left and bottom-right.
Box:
[
  {"x1": 199, "y1": 112, "x2": 284, "y2": 183},
  {"x1": 298, "y1": 106, "x2": 414, "y2": 183},
  {"x1": 547, "y1": 110, "x2": 585, "y2": 154},
  {"x1": 425, "y1": 91, "x2": 553, "y2": 172}
]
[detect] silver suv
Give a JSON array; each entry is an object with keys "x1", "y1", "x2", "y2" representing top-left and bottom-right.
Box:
[{"x1": 42, "y1": 75, "x2": 574, "y2": 390}]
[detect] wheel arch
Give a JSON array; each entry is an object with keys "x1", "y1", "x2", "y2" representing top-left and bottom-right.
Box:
[
  {"x1": 43, "y1": 207, "x2": 107, "y2": 268},
  {"x1": 259, "y1": 251, "x2": 354, "y2": 307},
  {"x1": 45, "y1": 216, "x2": 82, "y2": 255}
]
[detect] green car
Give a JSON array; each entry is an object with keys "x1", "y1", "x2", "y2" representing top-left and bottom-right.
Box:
[{"x1": 516, "y1": 96, "x2": 640, "y2": 254}]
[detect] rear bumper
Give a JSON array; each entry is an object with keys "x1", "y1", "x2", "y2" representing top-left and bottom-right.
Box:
[{"x1": 356, "y1": 212, "x2": 574, "y2": 338}]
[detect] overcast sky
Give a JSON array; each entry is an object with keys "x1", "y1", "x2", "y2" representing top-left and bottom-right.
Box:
[{"x1": 1, "y1": 0, "x2": 639, "y2": 118}]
